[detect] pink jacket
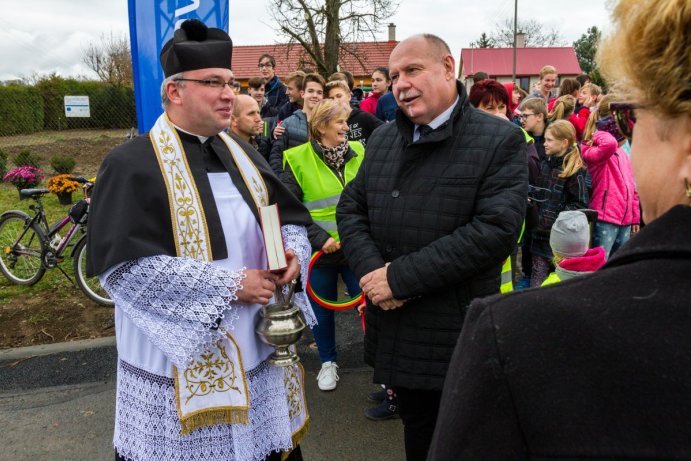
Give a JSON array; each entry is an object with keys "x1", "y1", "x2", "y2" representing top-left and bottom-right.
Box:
[{"x1": 581, "y1": 131, "x2": 640, "y2": 225}]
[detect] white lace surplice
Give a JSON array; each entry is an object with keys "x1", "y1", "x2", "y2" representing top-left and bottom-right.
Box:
[{"x1": 102, "y1": 173, "x2": 314, "y2": 461}]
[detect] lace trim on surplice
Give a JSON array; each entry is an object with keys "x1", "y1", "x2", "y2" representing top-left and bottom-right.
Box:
[
  {"x1": 114, "y1": 359, "x2": 293, "y2": 461},
  {"x1": 103, "y1": 255, "x2": 245, "y2": 368}
]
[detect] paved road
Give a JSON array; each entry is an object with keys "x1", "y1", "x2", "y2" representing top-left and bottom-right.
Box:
[{"x1": 0, "y1": 305, "x2": 406, "y2": 461}]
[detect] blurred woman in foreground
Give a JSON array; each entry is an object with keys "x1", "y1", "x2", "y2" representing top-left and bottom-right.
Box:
[{"x1": 428, "y1": 0, "x2": 691, "y2": 458}]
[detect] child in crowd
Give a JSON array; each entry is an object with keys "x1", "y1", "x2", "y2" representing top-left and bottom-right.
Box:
[
  {"x1": 581, "y1": 96, "x2": 640, "y2": 259},
  {"x1": 548, "y1": 95, "x2": 576, "y2": 123},
  {"x1": 572, "y1": 83, "x2": 602, "y2": 140},
  {"x1": 530, "y1": 120, "x2": 589, "y2": 287},
  {"x1": 542, "y1": 210, "x2": 607, "y2": 286},
  {"x1": 360, "y1": 67, "x2": 391, "y2": 115}
]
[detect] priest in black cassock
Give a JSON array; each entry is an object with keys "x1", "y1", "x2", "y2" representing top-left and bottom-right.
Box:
[{"x1": 87, "y1": 19, "x2": 314, "y2": 461}]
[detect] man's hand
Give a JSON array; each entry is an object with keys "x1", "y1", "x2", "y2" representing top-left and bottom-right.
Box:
[
  {"x1": 378, "y1": 298, "x2": 406, "y2": 310},
  {"x1": 321, "y1": 237, "x2": 340, "y2": 254},
  {"x1": 237, "y1": 269, "x2": 277, "y2": 305},
  {"x1": 273, "y1": 124, "x2": 285, "y2": 140},
  {"x1": 631, "y1": 224, "x2": 640, "y2": 234},
  {"x1": 360, "y1": 264, "x2": 395, "y2": 306},
  {"x1": 274, "y1": 250, "x2": 300, "y2": 286}
]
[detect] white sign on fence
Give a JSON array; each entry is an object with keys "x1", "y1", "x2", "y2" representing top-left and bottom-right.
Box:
[{"x1": 64, "y1": 95, "x2": 90, "y2": 117}]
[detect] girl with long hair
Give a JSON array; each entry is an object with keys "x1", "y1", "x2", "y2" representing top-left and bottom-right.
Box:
[
  {"x1": 530, "y1": 120, "x2": 589, "y2": 286},
  {"x1": 548, "y1": 95, "x2": 577, "y2": 123},
  {"x1": 360, "y1": 67, "x2": 391, "y2": 115},
  {"x1": 581, "y1": 95, "x2": 640, "y2": 259}
]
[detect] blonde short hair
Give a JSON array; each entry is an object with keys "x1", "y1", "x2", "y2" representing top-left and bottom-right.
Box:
[
  {"x1": 325, "y1": 80, "x2": 350, "y2": 96},
  {"x1": 598, "y1": 0, "x2": 691, "y2": 118},
  {"x1": 539, "y1": 65, "x2": 558, "y2": 79},
  {"x1": 309, "y1": 99, "x2": 349, "y2": 141}
]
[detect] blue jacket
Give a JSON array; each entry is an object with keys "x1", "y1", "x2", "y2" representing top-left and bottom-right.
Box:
[
  {"x1": 269, "y1": 110, "x2": 308, "y2": 176},
  {"x1": 375, "y1": 92, "x2": 397, "y2": 122}
]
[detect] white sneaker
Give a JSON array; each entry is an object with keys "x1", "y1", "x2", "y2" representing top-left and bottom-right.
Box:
[{"x1": 317, "y1": 361, "x2": 339, "y2": 391}]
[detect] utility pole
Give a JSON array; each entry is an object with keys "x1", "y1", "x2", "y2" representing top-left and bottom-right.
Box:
[{"x1": 512, "y1": 0, "x2": 518, "y2": 82}]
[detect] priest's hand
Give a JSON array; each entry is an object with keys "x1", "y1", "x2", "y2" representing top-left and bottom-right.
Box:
[
  {"x1": 238, "y1": 269, "x2": 277, "y2": 305},
  {"x1": 274, "y1": 250, "x2": 300, "y2": 286}
]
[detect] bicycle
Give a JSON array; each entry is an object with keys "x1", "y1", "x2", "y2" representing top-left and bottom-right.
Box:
[{"x1": 0, "y1": 177, "x2": 113, "y2": 306}]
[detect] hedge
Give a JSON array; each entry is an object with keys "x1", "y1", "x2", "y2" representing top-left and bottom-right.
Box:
[
  {"x1": 0, "y1": 76, "x2": 137, "y2": 136},
  {"x1": 35, "y1": 76, "x2": 136, "y2": 131},
  {"x1": 0, "y1": 85, "x2": 44, "y2": 136}
]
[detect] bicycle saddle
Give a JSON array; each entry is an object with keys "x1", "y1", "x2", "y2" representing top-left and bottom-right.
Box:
[{"x1": 19, "y1": 188, "x2": 50, "y2": 199}]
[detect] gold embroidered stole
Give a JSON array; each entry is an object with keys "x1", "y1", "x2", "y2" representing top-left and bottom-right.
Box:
[
  {"x1": 151, "y1": 114, "x2": 261, "y2": 434},
  {"x1": 283, "y1": 359, "x2": 310, "y2": 459},
  {"x1": 217, "y1": 132, "x2": 310, "y2": 452}
]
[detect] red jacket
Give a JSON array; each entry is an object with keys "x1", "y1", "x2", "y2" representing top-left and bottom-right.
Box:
[
  {"x1": 360, "y1": 92, "x2": 382, "y2": 115},
  {"x1": 581, "y1": 131, "x2": 640, "y2": 225},
  {"x1": 547, "y1": 99, "x2": 589, "y2": 140},
  {"x1": 570, "y1": 106, "x2": 590, "y2": 140}
]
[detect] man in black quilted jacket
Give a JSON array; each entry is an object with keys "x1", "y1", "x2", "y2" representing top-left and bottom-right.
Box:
[{"x1": 336, "y1": 34, "x2": 528, "y2": 461}]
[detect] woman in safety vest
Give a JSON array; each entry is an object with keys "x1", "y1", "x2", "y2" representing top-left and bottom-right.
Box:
[{"x1": 281, "y1": 99, "x2": 364, "y2": 392}]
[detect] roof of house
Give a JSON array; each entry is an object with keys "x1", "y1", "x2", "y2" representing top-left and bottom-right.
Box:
[
  {"x1": 231, "y1": 41, "x2": 398, "y2": 80},
  {"x1": 459, "y1": 47, "x2": 582, "y2": 77}
]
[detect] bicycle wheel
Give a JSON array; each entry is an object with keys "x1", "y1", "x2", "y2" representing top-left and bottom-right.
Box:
[
  {"x1": 0, "y1": 212, "x2": 46, "y2": 285},
  {"x1": 72, "y1": 236, "x2": 113, "y2": 306}
]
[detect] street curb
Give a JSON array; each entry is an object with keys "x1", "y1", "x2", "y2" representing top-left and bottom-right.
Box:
[
  {"x1": 0, "y1": 318, "x2": 366, "y2": 391},
  {"x1": 0, "y1": 336, "x2": 117, "y2": 392},
  {"x1": 0, "y1": 336, "x2": 115, "y2": 361}
]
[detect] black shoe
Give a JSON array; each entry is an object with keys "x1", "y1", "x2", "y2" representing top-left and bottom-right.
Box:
[
  {"x1": 365, "y1": 401, "x2": 399, "y2": 421},
  {"x1": 367, "y1": 389, "x2": 387, "y2": 403}
]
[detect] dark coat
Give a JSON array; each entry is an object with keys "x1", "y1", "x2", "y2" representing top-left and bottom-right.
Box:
[
  {"x1": 336, "y1": 81, "x2": 528, "y2": 390},
  {"x1": 264, "y1": 75, "x2": 288, "y2": 113},
  {"x1": 428, "y1": 205, "x2": 691, "y2": 460},
  {"x1": 531, "y1": 155, "x2": 589, "y2": 258},
  {"x1": 87, "y1": 130, "x2": 311, "y2": 276}
]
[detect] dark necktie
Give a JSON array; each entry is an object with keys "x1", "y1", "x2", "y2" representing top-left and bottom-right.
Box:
[{"x1": 418, "y1": 124, "x2": 433, "y2": 139}]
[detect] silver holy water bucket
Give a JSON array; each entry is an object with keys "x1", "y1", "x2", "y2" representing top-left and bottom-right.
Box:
[{"x1": 256, "y1": 281, "x2": 306, "y2": 367}]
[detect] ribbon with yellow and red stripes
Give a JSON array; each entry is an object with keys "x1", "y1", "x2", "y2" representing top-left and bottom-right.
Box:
[{"x1": 306, "y1": 250, "x2": 365, "y2": 310}]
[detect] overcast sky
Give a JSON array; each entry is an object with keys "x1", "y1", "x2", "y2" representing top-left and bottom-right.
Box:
[{"x1": 0, "y1": 0, "x2": 612, "y2": 82}]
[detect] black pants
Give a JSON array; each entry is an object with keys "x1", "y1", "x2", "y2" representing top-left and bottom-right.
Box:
[
  {"x1": 116, "y1": 445, "x2": 303, "y2": 461},
  {"x1": 395, "y1": 387, "x2": 443, "y2": 461}
]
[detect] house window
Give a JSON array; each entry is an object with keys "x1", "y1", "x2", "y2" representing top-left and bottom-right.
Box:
[{"x1": 519, "y1": 77, "x2": 530, "y2": 92}]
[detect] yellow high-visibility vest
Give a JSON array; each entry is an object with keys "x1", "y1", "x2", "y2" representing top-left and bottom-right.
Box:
[{"x1": 283, "y1": 141, "x2": 364, "y2": 241}]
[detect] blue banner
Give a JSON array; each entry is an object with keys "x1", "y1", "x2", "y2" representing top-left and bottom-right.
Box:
[{"x1": 128, "y1": 1, "x2": 230, "y2": 134}]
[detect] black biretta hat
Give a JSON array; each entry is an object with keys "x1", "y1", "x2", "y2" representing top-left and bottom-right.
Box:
[{"x1": 160, "y1": 19, "x2": 232, "y2": 77}]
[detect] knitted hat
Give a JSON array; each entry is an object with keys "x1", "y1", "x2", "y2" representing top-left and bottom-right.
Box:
[
  {"x1": 596, "y1": 115, "x2": 626, "y2": 143},
  {"x1": 160, "y1": 19, "x2": 232, "y2": 77},
  {"x1": 550, "y1": 211, "x2": 590, "y2": 257}
]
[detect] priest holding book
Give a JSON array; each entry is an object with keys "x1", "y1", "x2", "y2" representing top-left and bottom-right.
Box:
[{"x1": 86, "y1": 19, "x2": 314, "y2": 461}]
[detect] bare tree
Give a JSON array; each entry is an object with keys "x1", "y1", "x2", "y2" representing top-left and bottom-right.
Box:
[
  {"x1": 490, "y1": 18, "x2": 565, "y2": 47},
  {"x1": 268, "y1": 0, "x2": 398, "y2": 77},
  {"x1": 82, "y1": 32, "x2": 132, "y2": 86}
]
